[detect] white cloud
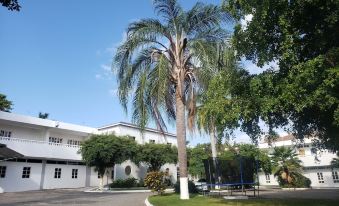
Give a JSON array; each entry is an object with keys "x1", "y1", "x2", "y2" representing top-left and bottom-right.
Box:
[
  {"x1": 109, "y1": 88, "x2": 118, "y2": 96},
  {"x1": 95, "y1": 63, "x2": 115, "y2": 80},
  {"x1": 95, "y1": 74, "x2": 102, "y2": 79},
  {"x1": 101, "y1": 64, "x2": 111, "y2": 71}
]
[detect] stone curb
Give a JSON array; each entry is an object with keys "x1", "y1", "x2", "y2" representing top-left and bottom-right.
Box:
[{"x1": 145, "y1": 196, "x2": 154, "y2": 206}]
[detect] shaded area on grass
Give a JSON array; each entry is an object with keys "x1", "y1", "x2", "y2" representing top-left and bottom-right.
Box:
[{"x1": 149, "y1": 194, "x2": 338, "y2": 206}]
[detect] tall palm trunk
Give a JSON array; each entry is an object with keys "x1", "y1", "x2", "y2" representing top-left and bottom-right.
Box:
[
  {"x1": 176, "y1": 89, "x2": 189, "y2": 199},
  {"x1": 209, "y1": 122, "x2": 219, "y2": 188}
]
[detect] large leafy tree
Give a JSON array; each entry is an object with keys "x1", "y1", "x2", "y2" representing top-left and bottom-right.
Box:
[
  {"x1": 0, "y1": 93, "x2": 13, "y2": 112},
  {"x1": 271, "y1": 146, "x2": 302, "y2": 186},
  {"x1": 80, "y1": 134, "x2": 138, "y2": 189},
  {"x1": 187, "y1": 144, "x2": 211, "y2": 178},
  {"x1": 217, "y1": 0, "x2": 339, "y2": 150},
  {"x1": 114, "y1": 0, "x2": 231, "y2": 199},
  {"x1": 0, "y1": 0, "x2": 20, "y2": 11},
  {"x1": 134, "y1": 143, "x2": 178, "y2": 172}
]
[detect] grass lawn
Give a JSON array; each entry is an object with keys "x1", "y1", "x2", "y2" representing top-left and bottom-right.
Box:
[{"x1": 149, "y1": 194, "x2": 337, "y2": 206}]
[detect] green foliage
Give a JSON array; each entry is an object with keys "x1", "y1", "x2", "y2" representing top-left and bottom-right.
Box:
[
  {"x1": 331, "y1": 153, "x2": 339, "y2": 168},
  {"x1": 133, "y1": 143, "x2": 178, "y2": 172},
  {"x1": 174, "y1": 180, "x2": 198, "y2": 194},
  {"x1": 109, "y1": 178, "x2": 138, "y2": 188},
  {"x1": 38, "y1": 112, "x2": 49, "y2": 119},
  {"x1": 272, "y1": 146, "x2": 303, "y2": 187},
  {"x1": 203, "y1": 0, "x2": 339, "y2": 150},
  {"x1": 144, "y1": 171, "x2": 167, "y2": 195},
  {"x1": 1, "y1": 0, "x2": 20, "y2": 11},
  {"x1": 80, "y1": 134, "x2": 138, "y2": 177},
  {"x1": 278, "y1": 173, "x2": 311, "y2": 188},
  {"x1": 113, "y1": 0, "x2": 232, "y2": 133},
  {"x1": 236, "y1": 144, "x2": 272, "y2": 173},
  {"x1": 187, "y1": 144, "x2": 211, "y2": 178},
  {"x1": 0, "y1": 93, "x2": 13, "y2": 112}
]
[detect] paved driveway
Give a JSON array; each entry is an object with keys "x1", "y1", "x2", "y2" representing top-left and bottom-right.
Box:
[{"x1": 0, "y1": 189, "x2": 151, "y2": 206}]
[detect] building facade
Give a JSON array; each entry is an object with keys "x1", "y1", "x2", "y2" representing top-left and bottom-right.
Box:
[
  {"x1": 0, "y1": 111, "x2": 178, "y2": 193},
  {"x1": 258, "y1": 135, "x2": 339, "y2": 188}
]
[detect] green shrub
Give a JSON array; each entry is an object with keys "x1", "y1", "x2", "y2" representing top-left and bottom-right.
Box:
[
  {"x1": 144, "y1": 171, "x2": 167, "y2": 195},
  {"x1": 292, "y1": 173, "x2": 311, "y2": 188},
  {"x1": 174, "y1": 180, "x2": 198, "y2": 194},
  {"x1": 109, "y1": 177, "x2": 137, "y2": 188},
  {"x1": 277, "y1": 173, "x2": 311, "y2": 188}
]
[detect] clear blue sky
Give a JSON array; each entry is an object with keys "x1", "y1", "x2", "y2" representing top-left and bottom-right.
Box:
[{"x1": 1, "y1": 0, "x2": 269, "y2": 145}]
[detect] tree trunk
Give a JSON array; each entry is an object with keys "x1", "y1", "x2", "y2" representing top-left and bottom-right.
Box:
[
  {"x1": 176, "y1": 90, "x2": 189, "y2": 200},
  {"x1": 210, "y1": 124, "x2": 219, "y2": 189}
]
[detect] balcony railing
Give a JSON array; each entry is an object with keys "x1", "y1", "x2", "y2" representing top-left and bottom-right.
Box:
[{"x1": 0, "y1": 137, "x2": 82, "y2": 161}]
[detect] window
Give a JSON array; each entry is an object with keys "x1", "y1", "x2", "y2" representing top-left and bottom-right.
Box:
[
  {"x1": 67, "y1": 139, "x2": 81, "y2": 146},
  {"x1": 265, "y1": 173, "x2": 271, "y2": 183},
  {"x1": 0, "y1": 166, "x2": 6, "y2": 178},
  {"x1": 49, "y1": 137, "x2": 63, "y2": 144},
  {"x1": 332, "y1": 171, "x2": 339, "y2": 183},
  {"x1": 22, "y1": 167, "x2": 31, "y2": 178},
  {"x1": 317, "y1": 172, "x2": 324, "y2": 183},
  {"x1": 72, "y1": 169, "x2": 78, "y2": 179},
  {"x1": 129, "y1": 136, "x2": 136, "y2": 141},
  {"x1": 54, "y1": 168, "x2": 61, "y2": 179},
  {"x1": 167, "y1": 143, "x2": 172, "y2": 146},
  {"x1": 149, "y1": 139, "x2": 155, "y2": 144},
  {"x1": 125, "y1": 166, "x2": 131, "y2": 176},
  {"x1": 0, "y1": 130, "x2": 11, "y2": 138}
]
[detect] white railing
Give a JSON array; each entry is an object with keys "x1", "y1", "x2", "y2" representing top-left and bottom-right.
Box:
[
  {"x1": 0, "y1": 137, "x2": 82, "y2": 160},
  {"x1": 0, "y1": 137, "x2": 81, "y2": 148}
]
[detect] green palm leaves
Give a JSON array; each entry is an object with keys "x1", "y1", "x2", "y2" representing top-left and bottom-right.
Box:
[
  {"x1": 114, "y1": 0, "x2": 230, "y2": 132},
  {"x1": 272, "y1": 146, "x2": 302, "y2": 185}
]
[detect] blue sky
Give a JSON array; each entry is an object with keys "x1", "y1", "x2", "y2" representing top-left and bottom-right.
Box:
[{"x1": 1, "y1": 0, "x2": 278, "y2": 145}]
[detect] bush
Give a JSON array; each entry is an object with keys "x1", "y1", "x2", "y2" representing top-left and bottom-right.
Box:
[
  {"x1": 277, "y1": 173, "x2": 311, "y2": 188},
  {"x1": 174, "y1": 180, "x2": 198, "y2": 194},
  {"x1": 292, "y1": 173, "x2": 311, "y2": 188},
  {"x1": 144, "y1": 171, "x2": 167, "y2": 195},
  {"x1": 109, "y1": 178, "x2": 137, "y2": 188}
]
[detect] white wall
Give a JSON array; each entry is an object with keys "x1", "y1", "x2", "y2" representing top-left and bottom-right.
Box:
[
  {"x1": 89, "y1": 167, "x2": 114, "y2": 187},
  {"x1": 0, "y1": 123, "x2": 44, "y2": 141},
  {"x1": 43, "y1": 164, "x2": 87, "y2": 189},
  {"x1": 0, "y1": 161, "x2": 42, "y2": 192}
]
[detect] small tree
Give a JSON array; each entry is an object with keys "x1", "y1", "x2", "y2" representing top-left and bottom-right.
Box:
[
  {"x1": 0, "y1": 93, "x2": 13, "y2": 112},
  {"x1": 80, "y1": 134, "x2": 138, "y2": 189},
  {"x1": 134, "y1": 143, "x2": 177, "y2": 172},
  {"x1": 272, "y1": 146, "x2": 302, "y2": 187},
  {"x1": 38, "y1": 112, "x2": 49, "y2": 119}
]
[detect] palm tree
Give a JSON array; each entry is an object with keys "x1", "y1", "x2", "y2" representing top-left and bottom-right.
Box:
[
  {"x1": 114, "y1": 0, "x2": 231, "y2": 199},
  {"x1": 271, "y1": 146, "x2": 302, "y2": 186}
]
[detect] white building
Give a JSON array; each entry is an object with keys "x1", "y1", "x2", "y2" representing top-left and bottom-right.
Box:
[
  {"x1": 0, "y1": 111, "x2": 178, "y2": 192},
  {"x1": 258, "y1": 135, "x2": 339, "y2": 188}
]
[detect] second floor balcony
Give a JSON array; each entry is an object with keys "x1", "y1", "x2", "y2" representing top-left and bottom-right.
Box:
[{"x1": 0, "y1": 137, "x2": 82, "y2": 161}]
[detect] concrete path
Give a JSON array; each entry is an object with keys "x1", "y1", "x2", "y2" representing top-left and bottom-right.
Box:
[
  {"x1": 0, "y1": 189, "x2": 151, "y2": 206},
  {"x1": 258, "y1": 189, "x2": 339, "y2": 200}
]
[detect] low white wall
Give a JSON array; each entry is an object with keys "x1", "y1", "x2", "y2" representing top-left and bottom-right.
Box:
[
  {"x1": 0, "y1": 161, "x2": 42, "y2": 192},
  {"x1": 43, "y1": 164, "x2": 87, "y2": 189}
]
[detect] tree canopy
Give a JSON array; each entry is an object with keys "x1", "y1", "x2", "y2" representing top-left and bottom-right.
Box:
[
  {"x1": 80, "y1": 134, "x2": 138, "y2": 181},
  {"x1": 0, "y1": 93, "x2": 13, "y2": 112},
  {"x1": 133, "y1": 143, "x2": 178, "y2": 172},
  {"x1": 1, "y1": 0, "x2": 20, "y2": 11},
  {"x1": 201, "y1": 0, "x2": 339, "y2": 150},
  {"x1": 113, "y1": 0, "x2": 232, "y2": 199}
]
